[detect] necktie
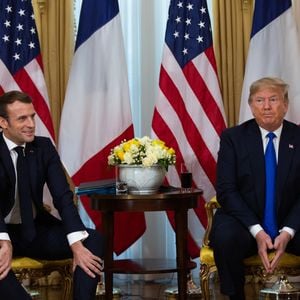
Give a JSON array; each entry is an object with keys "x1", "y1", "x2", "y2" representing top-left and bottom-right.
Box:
[
  {"x1": 263, "y1": 132, "x2": 278, "y2": 240},
  {"x1": 15, "y1": 146, "x2": 36, "y2": 242}
]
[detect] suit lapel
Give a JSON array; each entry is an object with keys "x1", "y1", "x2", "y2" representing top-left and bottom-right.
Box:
[
  {"x1": 277, "y1": 121, "x2": 296, "y2": 204},
  {"x1": 245, "y1": 121, "x2": 265, "y2": 213}
]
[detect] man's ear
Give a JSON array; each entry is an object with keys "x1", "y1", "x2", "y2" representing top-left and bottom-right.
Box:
[{"x1": 0, "y1": 116, "x2": 8, "y2": 129}]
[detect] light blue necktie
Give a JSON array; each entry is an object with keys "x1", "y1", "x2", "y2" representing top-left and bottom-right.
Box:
[{"x1": 263, "y1": 132, "x2": 278, "y2": 240}]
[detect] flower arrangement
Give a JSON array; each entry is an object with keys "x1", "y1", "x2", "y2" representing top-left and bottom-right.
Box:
[{"x1": 108, "y1": 136, "x2": 176, "y2": 171}]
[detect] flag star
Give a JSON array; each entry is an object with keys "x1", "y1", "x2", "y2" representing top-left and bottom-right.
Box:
[
  {"x1": 198, "y1": 21, "x2": 205, "y2": 28},
  {"x1": 184, "y1": 33, "x2": 190, "y2": 40},
  {"x1": 13, "y1": 53, "x2": 21, "y2": 60},
  {"x1": 2, "y1": 35, "x2": 9, "y2": 42},
  {"x1": 187, "y1": 3, "x2": 193, "y2": 11},
  {"x1": 15, "y1": 38, "x2": 22, "y2": 45},
  {"x1": 177, "y1": 1, "x2": 183, "y2": 8},
  {"x1": 200, "y1": 7, "x2": 206, "y2": 14},
  {"x1": 30, "y1": 27, "x2": 36, "y2": 34},
  {"x1": 28, "y1": 41, "x2": 35, "y2": 48},
  {"x1": 175, "y1": 16, "x2": 181, "y2": 23},
  {"x1": 173, "y1": 31, "x2": 179, "y2": 38},
  {"x1": 4, "y1": 20, "x2": 11, "y2": 27},
  {"x1": 17, "y1": 24, "x2": 24, "y2": 31},
  {"x1": 182, "y1": 48, "x2": 188, "y2": 55},
  {"x1": 197, "y1": 35, "x2": 203, "y2": 43},
  {"x1": 5, "y1": 5, "x2": 12, "y2": 13},
  {"x1": 31, "y1": 13, "x2": 35, "y2": 20},
  {"x1": 18, "y1": 9, "x2": 26, "y2": 16},
  {"x1": 185, "y1": 18, "x2": 191, "y2": 26}
]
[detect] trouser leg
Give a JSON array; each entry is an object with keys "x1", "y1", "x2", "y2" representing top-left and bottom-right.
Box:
[
  {"x1": 73, "y1": 228, "x2": 105, "y2": 300},
  {"x1": 0, "y1": 270, "x2": 32, "y2": 300},
  {"x1": 209, "y1": 212, "x2": 257, "y2": 297}
]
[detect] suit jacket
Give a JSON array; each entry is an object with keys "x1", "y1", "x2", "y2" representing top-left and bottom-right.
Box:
[
  {"x1": 0, "y1": 133, "x2": 85, "y2": 235},
  {"x1": 216, "y1": 119, "x2": 300, "y2": 232}
]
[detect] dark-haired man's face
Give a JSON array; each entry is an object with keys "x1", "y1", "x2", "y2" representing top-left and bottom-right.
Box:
[{"x1": 0, "y1": 100, "x2": 36, "y2": 145}]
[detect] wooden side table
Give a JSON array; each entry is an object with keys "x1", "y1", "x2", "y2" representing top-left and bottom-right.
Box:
[{"x1": 89, "y1": 187, "x2": 202, "y2": 300}]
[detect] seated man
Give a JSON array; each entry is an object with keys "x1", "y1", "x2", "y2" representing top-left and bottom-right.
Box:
[
  {"x1": 0, "y1": 90, "x2": 104, "y2": 300},
  {"x1": 210, "y1": 77, "x2": 300, "y2": 300}
]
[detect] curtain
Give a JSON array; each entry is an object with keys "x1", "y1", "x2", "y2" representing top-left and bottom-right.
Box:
[
  {"x1": 213, "y1": 0, "x2": 254, "y2": 127},
  {"x1": 32, "y1": 0, "x2": 74, "y2": 138}
]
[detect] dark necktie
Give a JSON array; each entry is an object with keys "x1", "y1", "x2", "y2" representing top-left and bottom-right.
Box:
[
  {"x1": 15, "y1": 146, "x2": 36, "y2": 242},
  {"x1": 263, "y1": 132, "x2": 278, "y2": 240}
]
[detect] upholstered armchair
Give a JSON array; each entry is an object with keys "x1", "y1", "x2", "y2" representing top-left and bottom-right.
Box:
[
  {"x1": 199, "y1": 196, "x2": 300, "y2": 300},
  {"x1": 12, "y1": 256, "x2": 73, "y2": 299},
  {"x1": 11, "y1": 203, "x2": 73, "y2": 299}
]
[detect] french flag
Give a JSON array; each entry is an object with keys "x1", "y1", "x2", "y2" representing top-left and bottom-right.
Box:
[
  {"x1": 58, "y1": 0, "x2": 146, "y2": 255},
  {"x1": 239, "y1": 0, "x2": 300, "y2": 124}
]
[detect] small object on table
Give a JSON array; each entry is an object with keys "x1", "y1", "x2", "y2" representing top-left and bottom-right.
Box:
[{"x1": 180, "y1": 162, "x2": 193, "y2": 192}]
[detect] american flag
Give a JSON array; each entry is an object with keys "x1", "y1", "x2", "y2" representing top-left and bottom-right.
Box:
[
  {"x1": 0, "y1": 0, "x2": 55, "y2": 141},
  {"x1": 152, "y1": 0, "x2": 226, "y2": 258}
]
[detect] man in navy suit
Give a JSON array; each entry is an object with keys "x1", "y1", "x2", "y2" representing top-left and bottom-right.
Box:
[
  {"x1": 210, "y1": 77, "x2": 300, "y2": 300},
  {"x1": 0, "y1": 90, "x2": 104, "y2": 299}
]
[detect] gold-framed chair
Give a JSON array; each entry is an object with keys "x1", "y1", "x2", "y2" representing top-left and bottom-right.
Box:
[
  {"x1": 12, "y1": 256, "x2": 73, "y2": 299},
  {"x1": 199, "y1": 196, "x2": 300, "y2": 300}
]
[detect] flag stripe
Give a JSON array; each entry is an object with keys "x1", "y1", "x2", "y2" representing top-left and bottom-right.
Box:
[
  {"x1": 185, "y1": 50, "x2": 226, "y2": 136},
  {"x1": 159, "y1": 65, "x2": 217, "y2": 187}
]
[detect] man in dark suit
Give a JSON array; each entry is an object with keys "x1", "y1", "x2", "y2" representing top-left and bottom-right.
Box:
[
  {"x1": 0, "y1": 90, "x2": 104, "y2": 299},
  {"x1": 210, "y1": 77, "x2": 300, "y2": 300}
]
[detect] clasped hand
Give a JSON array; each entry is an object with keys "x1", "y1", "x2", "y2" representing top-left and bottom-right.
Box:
[{"x1": 256, "y1": 230, "x2": 291, "y2": 273}]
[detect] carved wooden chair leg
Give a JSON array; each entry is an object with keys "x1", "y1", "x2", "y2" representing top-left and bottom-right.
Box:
[{"x1": 200, "y1": 264, "x2": 211, "y2": 300}]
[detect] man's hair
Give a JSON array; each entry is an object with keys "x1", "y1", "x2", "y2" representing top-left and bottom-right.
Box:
[
  {"x1": 248, "y1": 77, "x2": 289, "y2": 104},
  {"x1": 0, "y1": 90, "x2": 32, "y2": 119}
]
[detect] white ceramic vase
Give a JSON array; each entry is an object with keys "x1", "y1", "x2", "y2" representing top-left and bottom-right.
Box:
[{"x1": 118, "y1": 164, "x2": 166, "y2": 194}]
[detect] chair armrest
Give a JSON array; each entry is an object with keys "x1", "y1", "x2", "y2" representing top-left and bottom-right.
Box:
[{"x1": 202, "y1": 196, "x2": 220, "y2": 247}]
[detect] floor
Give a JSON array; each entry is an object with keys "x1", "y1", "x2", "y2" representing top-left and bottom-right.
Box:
[{"x1": 26, "y1": 274, "x2": 300, "y2": 299}]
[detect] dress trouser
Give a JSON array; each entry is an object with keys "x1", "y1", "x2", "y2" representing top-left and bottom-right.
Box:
[
  {"x1": 210, "y1": 210, "x2": 300, "y2": 297},
  {"x1": 0, "y1": 221, "x2": 104, "y2": 300}
]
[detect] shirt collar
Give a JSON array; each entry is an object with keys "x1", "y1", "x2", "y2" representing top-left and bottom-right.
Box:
[
  {"x1": 259, "y1": 124, "x2": 283, "y2": 140},
  {"x1": 2, "y1": 134, "x2": 26, "y2": 152}
]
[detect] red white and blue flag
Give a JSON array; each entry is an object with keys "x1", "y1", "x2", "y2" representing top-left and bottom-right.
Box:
[
  {"x1": 0, "y1": 0, "x2": 55, "y2": 141},
  {"x1": 151, "y1": 0, "x2": 226, "y2": 258},
  {"x1": 240, "y1": 0, "x2": 300, "y2": 123},
  {"x1": 59, "y1": 0, "x2": 146, "y2": 254}
]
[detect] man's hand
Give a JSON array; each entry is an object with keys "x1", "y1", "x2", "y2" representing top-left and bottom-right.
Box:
[
  {"x1": 270, "y1": 231, "x2": 291, "y2": 272},
  {"x1": 70, "y1": 241, "x2": 104, "y2": 278},
  {"x1": 0, "y1": 240, "x2": 12, "y2": 280},
  {"x1": 256, "y1": 230, "x2": 274, "y2": 273}
]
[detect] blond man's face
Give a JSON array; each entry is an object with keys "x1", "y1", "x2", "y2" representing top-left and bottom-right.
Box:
[{"x1": 249, "y1": 87, "x2": 288, "y2": 132}]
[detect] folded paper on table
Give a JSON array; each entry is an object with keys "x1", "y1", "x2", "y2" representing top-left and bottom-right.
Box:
[{"x1": 75, "y1": 179, "x2": 115, "y2": 195}]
